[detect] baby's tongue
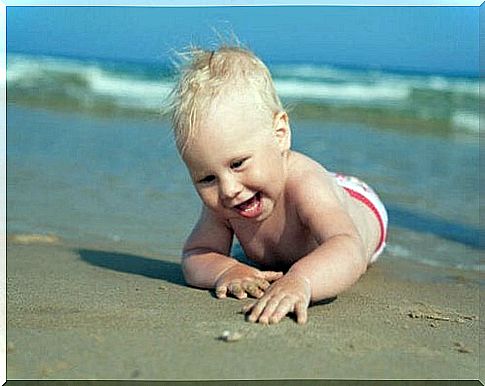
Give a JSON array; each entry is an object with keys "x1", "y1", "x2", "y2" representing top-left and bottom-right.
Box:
[{"x1": 237, "y1": 194, "x2": 257, "y2": 210}]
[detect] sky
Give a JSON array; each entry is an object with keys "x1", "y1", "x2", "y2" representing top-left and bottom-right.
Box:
[{"x1": 5, "y1": 5, "x2": 481, "y2": 75}]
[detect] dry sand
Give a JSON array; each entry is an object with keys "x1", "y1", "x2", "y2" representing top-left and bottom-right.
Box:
[{"x1": 6, "y1": 236, "x2": 482, "y2": 380}]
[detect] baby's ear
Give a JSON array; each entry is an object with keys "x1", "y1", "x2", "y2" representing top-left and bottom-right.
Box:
[{"x1": 273, "y1": 111, "x2": 291, "y2": 152}]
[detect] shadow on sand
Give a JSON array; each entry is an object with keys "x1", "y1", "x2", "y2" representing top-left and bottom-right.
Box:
[
  {"x1": 76, "y1": 205, "x2": 482, "y2": 288},
  {"x1": 77, "y1": 249, "x2": 185, "y2": 286}
]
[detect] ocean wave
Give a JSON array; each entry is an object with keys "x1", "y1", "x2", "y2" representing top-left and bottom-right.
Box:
[
  {"x1": 7, "y1": 53, "x2": 481, "y2": 134},
  {"x1": 85, "y1": 68, "x2": 172, "y2": 110},
  {"x1": 272, "y1": 63, "x2": 479, "y2": 96},
  {"x1": 7, "y1": 53, "x2": 172, "y2": 111},
  {"x1": 451, "y1": 110, "x2": 480, "y2": 133},
  {"x1": 275, "y1": 79, "x2": 411, "y2": 103}
]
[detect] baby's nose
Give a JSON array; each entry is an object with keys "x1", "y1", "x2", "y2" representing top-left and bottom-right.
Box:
[{"x1": 219, "y1": 176, "x2": 242, "y2": 200}]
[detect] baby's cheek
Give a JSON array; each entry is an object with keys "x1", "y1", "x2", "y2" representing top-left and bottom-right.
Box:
[
  {"x1": 250, "y1": 161, "x2": 275, "y2": 183},
  {"x1": 265, "y1": 166, "x2": 286, "y2": 194},
  {"x1": 204, "y1": 197, "x2": 219, "y2": 210},
  {"x1": 197, "y1": 190, "x2": 217, "y2": 209}
]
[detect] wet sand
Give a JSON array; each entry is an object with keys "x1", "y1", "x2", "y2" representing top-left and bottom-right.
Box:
[{"x1": 6, "y1": 236, "x2": 482, "y2": 380}]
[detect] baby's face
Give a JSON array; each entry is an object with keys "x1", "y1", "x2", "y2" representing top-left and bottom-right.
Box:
[{"x1": 182, "y1": 90, "x2": 289, "y2": 222}]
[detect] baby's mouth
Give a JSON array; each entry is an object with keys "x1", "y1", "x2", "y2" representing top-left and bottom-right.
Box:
[{"x1": 234, "y1": 192, "x2": 263, "y2": 218}]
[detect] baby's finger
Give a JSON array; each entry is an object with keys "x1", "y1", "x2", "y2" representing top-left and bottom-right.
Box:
[
  {"x1": 247, "y1": 296, "x2": 270, "y2": 323},
  {"x1": 243, "y1": 282, "x2": 264, "y2": 298},
  {"x1": 228, "y1": 282, "x2": 247, "y2": 299},
  {"x1": 255, "y1": 279, "x2": 271, "y2": 291},
  {"x1": 242, "y1": 300, "x2": 256, "y2": 314},
  {"x1": 269, "y1": 297, "x2": 294, "y2": 324},
  {"x1": 295, "y1": 300, "x2": 308, "y2": 324},
  {"x1": 215, "y1": 285, "x2": 228, "y2": 299},
  {"x1": 257, "y1": 296, "x2": 284, "y2": 325},
  {"x1": 262, "y1": 271, "x2": 284, "y2": 282}
]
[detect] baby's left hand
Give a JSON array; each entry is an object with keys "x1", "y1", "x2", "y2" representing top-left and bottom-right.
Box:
[{"x1": 242, "y1": 272, "x2": 311, "y2": 325}]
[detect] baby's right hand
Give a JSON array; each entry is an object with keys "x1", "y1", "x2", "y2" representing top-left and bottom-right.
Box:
[{"x1": 215, "y1": 263, "x2": 283, "y2": 300}]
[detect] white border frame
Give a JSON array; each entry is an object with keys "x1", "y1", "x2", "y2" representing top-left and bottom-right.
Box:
[{"x1": 2, "y1": 2, "x2": 482, "y2": 385}]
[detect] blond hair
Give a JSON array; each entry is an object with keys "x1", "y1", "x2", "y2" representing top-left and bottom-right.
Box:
[{"x1": 167, "y1": 45, "x2": 284, "y2": 155}]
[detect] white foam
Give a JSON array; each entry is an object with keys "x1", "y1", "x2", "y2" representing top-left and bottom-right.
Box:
[
  {"x1": 7, "y1": 53, "x2": 173, "y2": 110},
  {"x1": 85, "y1": 68, "x2": 172, "y2": 109},
  {"x1": 273, "y1": 63, "x2": 479, "y2": 96},
  {"x1": 7, "y1": 53, "x2": 97, "y2": 81},
  {"x1": 451, "y1": 110, "x2": 480, "y2": 133},
  {"x1": 275, "y1": 79, "x2": 410, "y2": 103},
  {"x1": 386, "y1": 244, "x2": 411, "y2": 258},
  {"x1": 272, "y1": 63, "x2": 359, "y2": 81}
]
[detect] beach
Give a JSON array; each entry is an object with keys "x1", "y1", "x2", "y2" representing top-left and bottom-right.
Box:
[
  {"x1": 6, "y1": 54, "x2": 482, "y2": 380},
  {"x1": 6, "y1": 235, "x2": 481, "y2": 380}
]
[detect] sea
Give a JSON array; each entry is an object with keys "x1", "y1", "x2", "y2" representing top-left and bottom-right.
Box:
[{"x1": 6, "y1": 52, "x2": 482, "y2": 272}]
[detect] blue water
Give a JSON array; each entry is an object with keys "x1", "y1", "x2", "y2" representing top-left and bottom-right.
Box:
[
  {"x1": 7, "y1": 103, "x2": 481, "y2": 271},
  {"x1": 7, "y1": 106, "x2": 197, "y2": 257}
]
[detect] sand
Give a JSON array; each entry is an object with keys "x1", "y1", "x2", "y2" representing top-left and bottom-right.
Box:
[{"x1": 6, "y1": 237, "x2": 482, "y2": 380}]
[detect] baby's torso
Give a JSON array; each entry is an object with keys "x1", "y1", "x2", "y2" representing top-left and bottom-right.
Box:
[
  {"x1": 229, "y1": 198, "x2": 319, "y2": 271},
  {"x1": 227, "y1": 151, "x2": 381, "y2": 270}
]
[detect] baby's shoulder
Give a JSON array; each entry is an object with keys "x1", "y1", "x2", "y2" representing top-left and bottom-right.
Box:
[
  {"x1": 285, "y1": 153, "x2": 348, "y2": 227},
  {"x1": 287, "y1": 151, "x2": 329, "y2": 186},
  {"x1": 286, "y1": 151, "x2": 341, "y2": 202}
]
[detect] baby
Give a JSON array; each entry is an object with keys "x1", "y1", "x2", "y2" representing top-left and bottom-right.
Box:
[{"x1": 168, "y1": 45, "x2": 388, "y2": 325}]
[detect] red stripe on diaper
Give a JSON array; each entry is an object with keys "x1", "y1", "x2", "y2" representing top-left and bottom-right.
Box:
[{"x1": 343, "y1": 187, "x2": 385, "y2": 253}]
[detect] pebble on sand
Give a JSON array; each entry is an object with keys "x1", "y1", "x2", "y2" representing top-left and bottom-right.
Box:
[{"x1": 219, "y1": 330, "x2": 242, "y2": 342}]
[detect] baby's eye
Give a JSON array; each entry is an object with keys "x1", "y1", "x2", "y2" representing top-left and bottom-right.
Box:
[
  {"x1": 230, "y1": 158, "x2": 247, "y2": 169},
  {"x1": 198, "y1": 175, "x2": 215, "y2": 184}
]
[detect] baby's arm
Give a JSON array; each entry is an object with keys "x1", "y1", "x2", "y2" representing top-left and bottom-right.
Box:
[
  {"x1": 183, "y1": 207, "x2": 283, "y2": 299},
  {"x1": 245, "y1": 172, "x2": 367, "y2": 324},
  {"x1": 288, "y1": 179, "x2": 368, "y2": 301}
]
